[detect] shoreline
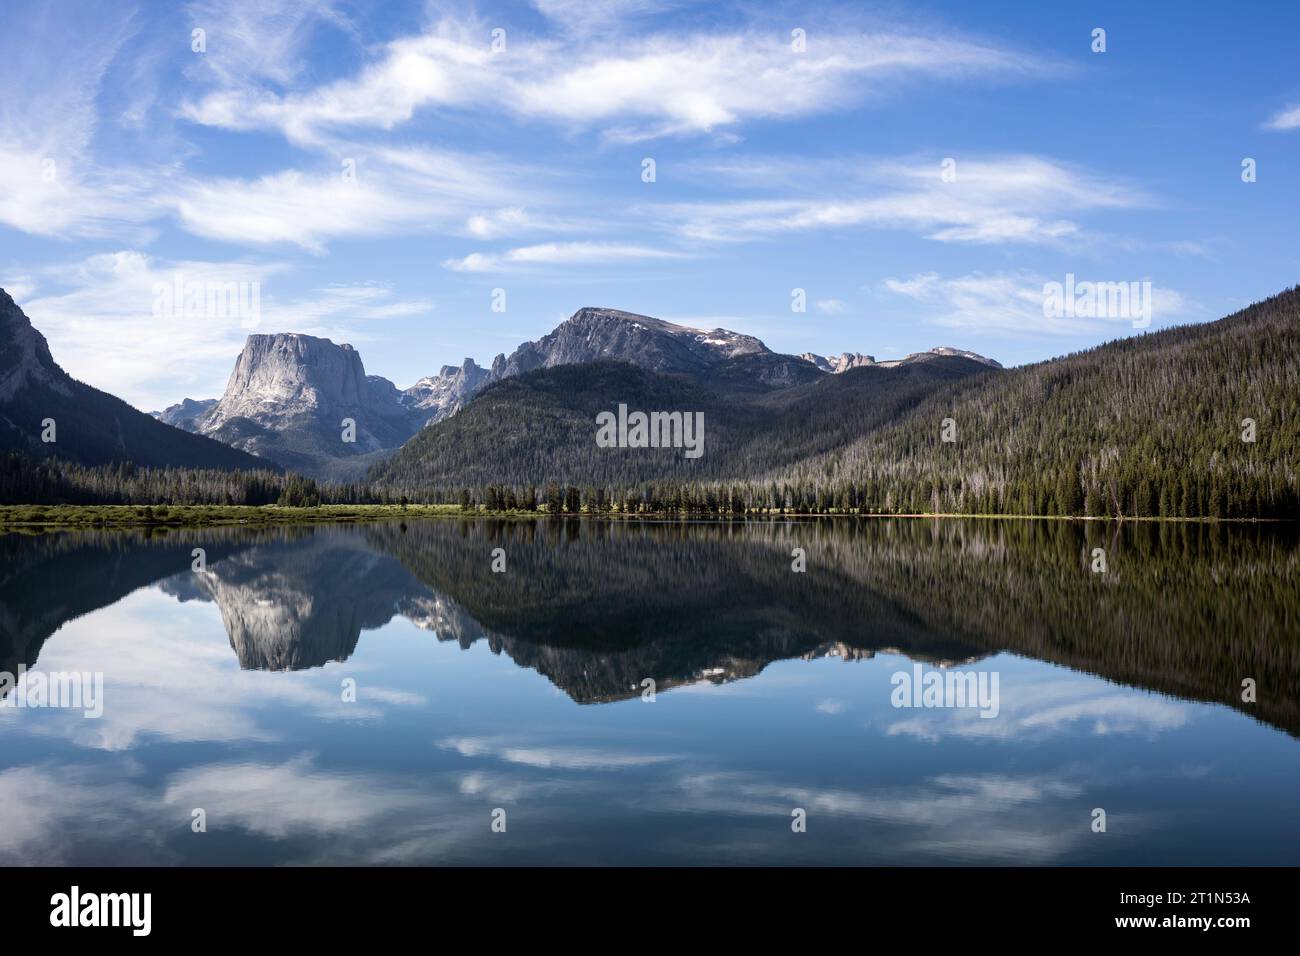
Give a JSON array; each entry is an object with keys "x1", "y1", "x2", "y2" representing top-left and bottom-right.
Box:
[{"x1": 0, "y1": 503, "x2": 1289, "y2": 533}]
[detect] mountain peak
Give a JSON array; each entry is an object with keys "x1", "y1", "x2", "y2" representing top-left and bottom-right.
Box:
[
  {"x1": 404, "y1": 358, "x2": 489, "y2": 416},
  {"x1": 208, "y1": 333, "x2": 372, "y2": 423},
  {"x1": 803, "y1": 346, "x2": 1001, "y2": 372},
  {"x1": 0, "y1": 292, "x2": 268, "y2": 470},
  {"x1": 505, "y1": 306, "x2": 770, "y2": 372},
  {"x1": 0, "y1": 286, "x2": 70, "y2": 402},
  {"x1": 891, "y1": 347, "x2": 1002, "y2": 369}
]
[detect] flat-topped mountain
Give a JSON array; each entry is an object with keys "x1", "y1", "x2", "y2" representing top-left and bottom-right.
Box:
[{"x1": 166, "y1": 333, "x2": 428, "y2": 480}]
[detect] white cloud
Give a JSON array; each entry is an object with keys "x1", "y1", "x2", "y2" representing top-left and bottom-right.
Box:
[
  {"x1": 162, "y1": 755, "x2": 433, "y2": 839},
  {"x1": 883, "y1": 678, "x2": 1189, "y2": 743},
  {"x1": 1263, "y1": 103, "x2": 1300, "y2": 130},
  {"x1": 442, "y1": 241, "x2": 683, "y2": 273},
  {"x1": 0, "y1": 5, "x2": 165, "y2": 239},
  {"x1": 18, "y1": 251, "x2": 427, "y2": 409},
  {"x1": 171, "y1": 146, "x2": 531, "y2": 251},
  {"x1": 0, "y1": 147, "x2": 163, "y2": 241},
  {"x1": 815, "y1": 298, "x2": 847, "y2": 314},
  {"x1": 0, "y1": 275, "x2": 38, "y2": 302},
  {"x1": 672, "y1": 769, "x2": 1093, "y2": 863},
  {"x1": 880, "y1": 269, "x2": 1192, "y2": 336},
  {"x1": 439, "y1": 737, "x2": 676, "y2": 770},
  {"x1": 185, "y1": 0, "x2": 353, "y2": 89},
  {"x1": 180, "y1": 13, "x2": 1041, "y2": 143},
  {"x1": 182, "y1": 26, "x2": 493, "y2": 145},
  {"x1": 653, "y1": 155, "x2": 1144, "y2": 247},
  {"x1": 464, "y1": 206, "x2": 587, "y2": 240},
  {"x1": 0, "y1": 754, "x2": 493, "y2": 865}
]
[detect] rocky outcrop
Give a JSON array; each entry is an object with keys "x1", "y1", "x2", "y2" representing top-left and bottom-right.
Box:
[
  {"x1": 815, "y1": 352, "x2": 877, "y2": 373},
  {"x1": 152, "y1": 397, "x2": 217, "y2": 430},
  {"x1": 402, "y1": 358, "x2": 491, "y2": 421},
  {"x1": 490, "y1": 307, "x2": 769, "y2": 381},
  {"x1": 0, "y1": 290, "x2": 71, "y2": 403},
  {"x1": 182, "y1": 333, "x2": 428, "y2": 479},
  {"x1": 881, "y1": 346, "x2": 1002, "y2": 369},
  {"x1": 205, "y1": 334, "x2": 377, "y2": 428},
  {"x1": 802, "y1": 346, "x2": 1000, "y2": 372}
]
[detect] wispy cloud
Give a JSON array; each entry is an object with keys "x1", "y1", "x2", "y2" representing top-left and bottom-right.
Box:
[
  {"x1": 0, "y1": 3, "x2": 164, "y2": 239},
  {"x1": 17, "y1": 251, "x2": 427, "y2": 409},
  {"x1": 442, "y1": 241, "x2": 684, "y2": 273},
  {"x1": 879, "y1": 270, "x2": 1192, "y2": 336},
  {"x1": 439, "y1": 736, "x2": 677, "y2": 770},
  {"x1": 1263, "y1": 103, "x2": 1300, "y2": 130},
  {"x1": 172, "y1": 146, "x2": 536, "y2": 252},
  {"x1": 650, "y1": 155, "x2": 1144, "y2": 247},
  {"x1": 179, "y1": 11, "x2": 1043, "y2": 144},
  {"x1": 883, "y1": 679, "x2": 1190, "y2": 743}
]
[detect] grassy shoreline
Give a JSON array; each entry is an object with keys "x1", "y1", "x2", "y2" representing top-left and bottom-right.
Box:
[
  {"x1": 0, "y1": 503, "x2": 464, "y2": 532},
  {"x1": 0, "y1": 502, "x2": 1287, "y2": 532}
]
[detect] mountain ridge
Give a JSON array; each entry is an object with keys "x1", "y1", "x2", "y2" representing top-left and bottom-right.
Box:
[
  {"x1": 0, "y1": 289, "x2": 272, "y2": 472},
  {"x1": 155, "y1": 305, "x2": 1001, "y2": 478}
]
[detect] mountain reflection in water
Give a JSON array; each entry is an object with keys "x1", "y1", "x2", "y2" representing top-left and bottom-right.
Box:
[
  {"x1": 4, "y1": 518, "x2": 1296, "y2": 728},
  {"x1": 2, "y1": 518, "x2": 1298, "y2": 866}
]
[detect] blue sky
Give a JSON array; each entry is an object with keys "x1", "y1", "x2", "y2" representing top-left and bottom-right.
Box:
[{"x1": 1, "y1": 0, "x2": 1298, "y2": 410}]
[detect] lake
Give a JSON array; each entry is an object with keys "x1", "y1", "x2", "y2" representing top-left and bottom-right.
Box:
[{"x1": 1, "y1": 517, "x2": 1297, "y2": 865}]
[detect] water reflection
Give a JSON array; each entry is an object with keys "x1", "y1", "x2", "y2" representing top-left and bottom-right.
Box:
[
  {"x1": 4, "y1": 518, "x2": 1297, "y2": 730},
  {"x1": 2, "y1": 518, "x2": 1298, "y2": 865}
]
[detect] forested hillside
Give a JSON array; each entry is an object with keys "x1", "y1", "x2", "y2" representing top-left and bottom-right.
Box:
[
  {"x1": 6, "y1": 287, "x2": 1298, "y2": 519},
  {"x1": 369, "y1": 353, "x2": 993, "y2": 490},
  {"x1": 783, "y1": 286, "x2": 1300, "y2": 518},
  {"x1": 364, "y1": 286, "x2": 1299, "y2": 518}
]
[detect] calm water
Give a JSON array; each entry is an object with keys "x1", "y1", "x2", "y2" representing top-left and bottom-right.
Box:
[{"x1": 1, "y1": 517, "x2": 1298, "y2": 866}]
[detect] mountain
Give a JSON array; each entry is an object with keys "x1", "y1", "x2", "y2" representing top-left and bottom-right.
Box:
[
  {"x1": 371, "y1": 287, "x2": 1300, "y2": 521},
  {"x1": 800, "y1": 351, "x2": 874, "y2": 373},
  {"x1": 403, "y1": 307, "x2": 775, "y2": 422},
  {"x1": 490, "y1": 306, "x2": 769, "y2": 378},
  {"x1": 170, "y1": 333, "x2": 429, "y2": 480},
  {"x1": 773, "y1": 285, "x2": 1300, "y2": 517},
  {"x1": 161, "y1": 528, "x2": 427, "y2": 670},
  {"x1": 370, "y1": 350, "x2": 997, "y2": 489},
  {"x1": 401, "y1": 311, "x2": 1000, "y2": 422},
  {"x1": 11, "y1": 518, "x2": 1297, "y2": 735},
  {"x1": 0, "y1": 289, "x2": 271, "y2": 471},
  {"x1": 402, "y1": 357, "x2": 490, "y2": 421},
  {"x1": 166, "y1": 306, "x2": 985, "y2": 478},
  {"x1": 897, "y1": 346, "x2": 1003, "y2": 368},
  {"x1": 799, "y1": 347, "x2": 1002, "y2": 373},
  {"x1": 152, "y1": 397, "x2": 217, "y2": 430}
]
